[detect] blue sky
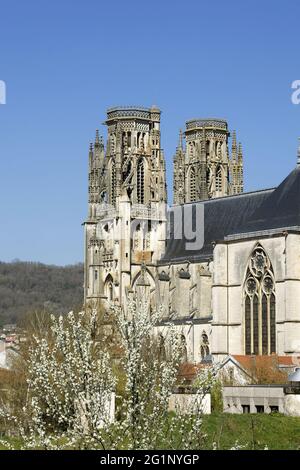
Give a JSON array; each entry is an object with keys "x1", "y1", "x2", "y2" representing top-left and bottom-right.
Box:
[{"x1": 0, "y1": 0, "x2": 300, "y2": 265}]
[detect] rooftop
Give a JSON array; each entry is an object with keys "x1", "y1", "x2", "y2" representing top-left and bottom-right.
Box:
[
  {"x1": 185, "y1": 118, "x2": 228, "y2": 131},
  {"x1": 105, "y1": 105, "x2": 161, "y2": 122},
  {"x1": 160, "y1": 187, "x2": 274, "y2": 264},
  {"x1": 161, "y1": 161, "x2": 300, "y2": 264}
]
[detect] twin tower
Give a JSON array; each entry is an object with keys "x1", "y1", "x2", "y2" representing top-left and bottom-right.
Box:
[
  {"x1": 84, "y1": 106, "x2": 243, "y2": 303},
  {"x1": 87, "y1": 106, "x2": 243, "y2": 216}
]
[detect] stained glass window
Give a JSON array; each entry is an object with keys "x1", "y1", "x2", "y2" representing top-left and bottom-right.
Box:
[
  {"x1": 253, "y1": 295, "x2": 259, "y2": 355},
  {"x1": 245, "y1": 296, "x2": 251, "y2": 355},
  {"x1": 244, "y1": 245, "x2": 276, "y2": 355},
  {"x1": 262, "y1": 294, "x2": 268, "y2": 355},
  {"x1": 270, "y1": 293, "x2": 276, "y2": 353}
]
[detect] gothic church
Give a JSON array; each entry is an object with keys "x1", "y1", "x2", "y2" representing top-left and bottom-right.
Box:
[{"x1": 84, "y1": 106, "x2": 300, "y2": 362}]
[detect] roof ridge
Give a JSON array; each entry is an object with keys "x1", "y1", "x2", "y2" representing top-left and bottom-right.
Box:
[{"x1": 172, "y1": 187, "x2": 275, "y2": 208}]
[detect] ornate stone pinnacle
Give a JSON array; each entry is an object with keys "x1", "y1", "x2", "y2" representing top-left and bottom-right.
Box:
[
  {"x1": 232, "y1": 130, "x2": 237, "y2": 146},
  {"x1": 238, "y1": 142, "x2": 243, "y2": 161},
  {"x1": 179, "y1": 129, "x2": 183, "y2": 149}
]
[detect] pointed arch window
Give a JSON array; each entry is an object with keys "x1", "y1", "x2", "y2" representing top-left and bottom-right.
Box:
[
  {"x1": 206, "y1": 140, "x2": 210, "y2": 158},
  {"x1": 158, "y1": 334, "x2": 166, "y2": 361},
  {"x1": 244, "y1": 245, "x2": 276, "y2": 355},
  {"x1": 109, "y1": 283, "x2": 113, "y2": 302},
  {"x1": 137, "y1": 158, "x2": 145, "y2": 204},
  {"x1": 180, "y1": 334, "x2": 188, "y2": 363},
  {"x1": 100, "y1": 191, "x2": 107, "y2": 203},
  {"x1": 105, "y1": 275, "x2": 114, "y2": 302},
  {"x1": 189, "y1": 167, "x2": 196, "y2": 202},
  {"x1": 200, "y1": 331, "x2": 210, "y2": 360},
  {"x1": 122, "y1": 159, "x2": 132, "y2": 183}
]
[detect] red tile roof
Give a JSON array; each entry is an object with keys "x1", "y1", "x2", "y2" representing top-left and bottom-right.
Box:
[
  {"x1": 232, "y1": 354, "x2": 298, "y2": 371},
  {"x1": 176, "y1": 355, "x2": 298, "y2": 384},
  {"x1": 177, "y1": 362, "x2": 208, "y2": 382}
]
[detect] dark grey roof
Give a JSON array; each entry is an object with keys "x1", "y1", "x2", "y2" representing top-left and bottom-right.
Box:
[
  {"x1": 160, "y1": 188, "x2": 274, "y2": 264},
  {"x1": 231, "y1": 165, "x2": 300, "y2": 234},
  {"x1": 160, "y1": 164, "x2": 300, "y2": 264}
]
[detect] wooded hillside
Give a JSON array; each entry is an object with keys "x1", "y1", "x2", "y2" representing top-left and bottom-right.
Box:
[{"x1": 0, "y1": 261, "x2": 84, "y2": 325}]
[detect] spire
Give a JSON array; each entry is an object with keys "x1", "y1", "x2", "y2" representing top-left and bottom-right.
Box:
[
  {"x1": 89, "y1": 142, "x2": 93, "y2": 168},
  {"x1": 89, "y1": 142, "x2": 93, "y2": 157},
  {"x1": 178, "y1": 129, "x2": 183, "y2": 150},
  {"x1": 93, "y1": 130, "x2": 105, "y2": 170},
  {"x1": 238, "y1": 142, "x2": 243, "y2": 163},
  {"x1": 231, "y1": 130, "x2": 237, "y2": 162},
  {"x1": 95, "y1": 129, "x2": 100, "y2": 146},
  {"x1": 174, "y1": 129, "x2": 184, "y2": 162},
  {"x1": 94, "y1": 130, "x2": 104, "y2": 151},
  {"x1": 297, "y1": 138, "x2": 300, "y2": 166}
]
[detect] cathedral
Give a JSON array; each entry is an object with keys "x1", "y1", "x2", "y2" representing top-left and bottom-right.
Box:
[{"x1": 84, "y1": 106, "x2": 300, "y2": 363}]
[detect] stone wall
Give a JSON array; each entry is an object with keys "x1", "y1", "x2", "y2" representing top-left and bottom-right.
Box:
[
  {"x1": 169, "y1": 393, "x2": 211, "y2": 415},
  {"x1": 223, "y1": 385, "x2": 300, "y2": 416}
]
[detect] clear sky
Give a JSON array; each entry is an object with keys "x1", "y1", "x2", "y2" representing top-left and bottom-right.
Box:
[{"x1": 1, "y1": 0, "x2": 300, "y2": 265}]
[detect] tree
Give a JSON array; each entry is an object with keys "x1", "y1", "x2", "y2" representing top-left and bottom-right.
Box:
[
  {"x1": 0, "y1": 299, "x2": 218, "y2": 450},
  {"x1": 110, "y1": 299, "x2": 218, "y2": 450},
  {"x1": 1, "y1": 308, "x2": 115, "y2": 450}
]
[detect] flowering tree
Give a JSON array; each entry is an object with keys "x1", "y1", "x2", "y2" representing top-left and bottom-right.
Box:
[
  {"x1": 0, "y1": 299, "x2": 218, "y2": 450},
  {"x1": 109, "y1": 299, "x2": 182, "y2": 449},
  {"x1": 110, "y1": 299, "x2": 218, "y2": 450},
  {"x1": 169, "y1": 365, "x2": 218, "y2": 450},
  {"x1": 0, "y1": 308, "x2": 116, "y2": 450}
]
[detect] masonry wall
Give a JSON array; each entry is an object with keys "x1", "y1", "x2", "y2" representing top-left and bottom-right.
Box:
[{"x1": 212, "y1": 233, "x2": 300, "y2": 359}]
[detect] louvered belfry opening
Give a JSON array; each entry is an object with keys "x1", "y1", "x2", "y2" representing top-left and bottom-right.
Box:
[{"x1": 137, "y1": 158, "x2": 145, "y2": 204}]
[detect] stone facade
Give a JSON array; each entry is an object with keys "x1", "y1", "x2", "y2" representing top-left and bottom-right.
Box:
[
  {"x1": 84, "y1": 106, "x2": 167, "y2": 307},
  {"x1": 83, "y1": 105, "x2": 300, "y2": 364},
  {"x1": 223, "y1": 385, "x2": 300, "y2": 416},
  {"x1": 173, "y1": 120, "x2": 243, "y2": 204},
  {"x1": 223, "y1": 385, "x2": 286, "y2": 414}
]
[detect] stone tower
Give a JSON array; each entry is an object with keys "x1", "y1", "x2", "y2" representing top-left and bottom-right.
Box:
[
  {"x1": 105, "y1": 106, "x2": 167, "y2": 206},
  {"x1": 84, "y1": 106, "x2": 167, "y2": 305},
  {"x1": 173, "y1": 118, "x2": 243, "y2": 204}
]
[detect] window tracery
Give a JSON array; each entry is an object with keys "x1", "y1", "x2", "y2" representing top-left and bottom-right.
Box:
[{"x1": 244, "y1": 245, "x2": 276, "y2": 355}]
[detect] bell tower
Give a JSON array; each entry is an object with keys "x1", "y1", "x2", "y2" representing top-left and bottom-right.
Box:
[
  {"x1": 173, "y1": 118, "x2": 244, "y2": 204},
  {"x1": 104, "y1": 106, "x2": 167, "y2": 206},
  {"x1": 84, "y1": 106, "x2": 167, "y2": 305}
]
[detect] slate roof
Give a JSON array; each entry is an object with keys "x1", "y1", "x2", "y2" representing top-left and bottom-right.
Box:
[
  {"x1": 232, "y1": 164, "x2": 300, "y2": 234},
  {"x1": 160, "y1": 188, "x2": 274, "y2": 264},
  {"x1": 160, "y1": 164, "x2": 300, "y2": 264}
]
